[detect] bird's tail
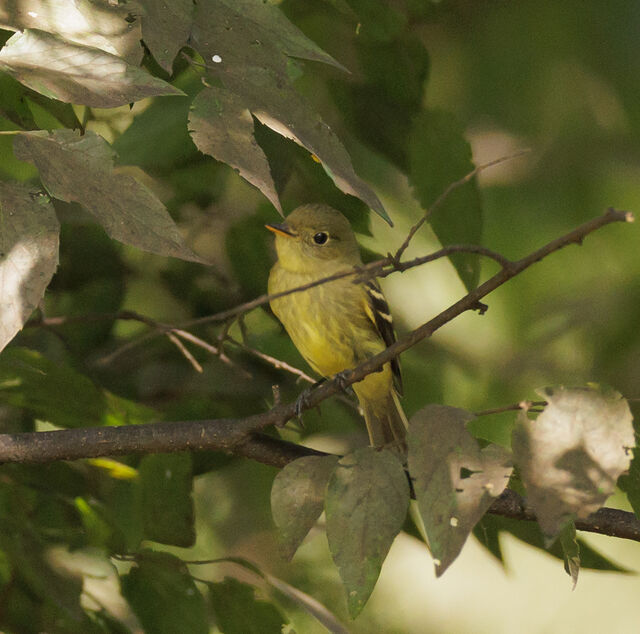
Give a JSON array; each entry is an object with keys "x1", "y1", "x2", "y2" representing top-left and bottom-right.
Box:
[{"x1": 358, "y1": 389, "x2": 408, "y2": 450}]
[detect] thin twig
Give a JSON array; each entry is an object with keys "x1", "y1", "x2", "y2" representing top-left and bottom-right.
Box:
[
  {"x1": 394, "y1": 149, "x2": 532, "y2": 260},
  {"x1": 224, "y1": 335, "x2": 315, "y2": 384},
  {"x1": 166, "y1": 332, "x2": 203, "y2": 373}
]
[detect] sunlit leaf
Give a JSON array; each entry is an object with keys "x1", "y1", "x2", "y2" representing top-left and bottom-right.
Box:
[
  {"x1": 408, "y1": 109, "x2": 482, "y2": 290},
  {"x1": 0, "y1": 181, "x2": 59, "y2": 352},
  {"x1": 74, "y1": 497, "x2": 113, "y2": 547},
  {"x1": 325, "y1": 448, "x2": 409, "y2": 617},
  {"x1": 208, "y1": 577, "x2": 287, "y2": 634},
  {"x1": 0, "y1": 30, "x2": 180, "y2": 108},
  {"x1": 121, "y1": 551, "x2": 208, "y2": 634},
  {"x1": 0, "y1": 0, "x2": 143, "y2": 64},
  {"x1": 189, "y1": 86, "x2": 281, "y2": 211},
  {"x1": 13, "y1": 130, "x2": 205, "y2": 262},
  {"x1": 139, "y1": 453, "x2": 195, "y2": 548},
  {"x1": 512, "y1": 386, "x2": 634, "y2": 538},
  {"x1": 271, "y1": 454, "x2": 339, "y2": 559},
  {"x1": 86, "y1": 458, "x2": 138, "y2": 480},
  {"x1": 408, "y1": 404, "x2": 513, "y2": 576}
]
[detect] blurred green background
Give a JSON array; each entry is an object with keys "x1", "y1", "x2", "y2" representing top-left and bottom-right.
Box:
[{"x1": 4, "y1": 0, "x2": 640, "y2": 631}]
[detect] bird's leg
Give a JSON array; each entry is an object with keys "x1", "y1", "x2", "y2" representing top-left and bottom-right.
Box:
[{"x1": 294, "y1": 377, "x2": 326, "y2": 420}]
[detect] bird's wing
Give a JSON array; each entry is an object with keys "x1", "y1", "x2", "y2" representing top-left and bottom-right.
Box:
[{"x1": 362, "y1": 280, "x2": 402, "y2": 394}]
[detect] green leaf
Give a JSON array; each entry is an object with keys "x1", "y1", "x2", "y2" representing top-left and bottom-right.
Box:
[
  {"x1": 512, "y1": 386, "x2": 634, "y2": 538},
  {"x1": 189, "y1": 86, "x2": 281, "y2": 211},
  {"x1": 112, "y1": 70, "x2": 201, "y2": 171},
  {"x1": 407, "y1": 404, "x2": 513, "y2": 576},
  {"x1": 344, "y1": 0, "x2": 406, "y2": 42},
  {"x1": 474, "y1": 513, "x2": 630, "y2": 573},
  {"x1": 0, "y1": 0, "x2": 143, "y2": 64},
  {"x1": 0, "y1": 181, "x2": 59, "y2": 352},
  {"x1": 13, "y1": 130, "x2": 205, "y2": 263},
  {"x1": 140, "y1": 0, "x2": 194, "y2": 73},
  {"x1": 74, "y1": 497, "x2": 113, "y2": 547},
  {"x1": 121, "y1": 551, "x2": 208, "y2": 634},
  {"x1": 0, "y1": 30, "x2": 181, "y2": 108},
  {"x1": 0, "y1": 527, "x2": 90, "y2": 630},
  {"x1": 271, "y1": 454, "x2": 340, "y2": 559},
  {"x1": 139, "y1": 453, "x2": 195, "y2": 547},
  {"x1": 325, "y1": 448, "x2": 409, "y2": 617},
  {"x1": 0, "y1": 347, "x2": 107, "y2": 428},
  {"x1": 559, "y1": 521, "x2": 580, "y2": 589},
  {"x1": 208, "y1": 577, "x2": 287, "y2": 634},
  {"x1": 618, "y1": 446, "x2": 640, "y2": 519},
  {"x1": 408, "y1": 109, "x2": 482, "y2": 290},
  {"x1": 331, "y1": 34, "x2": 430, "y2": 171}
]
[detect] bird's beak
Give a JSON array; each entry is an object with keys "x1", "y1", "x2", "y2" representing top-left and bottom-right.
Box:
[{"x1": 265, "y1": 222, "x2": 296, "y2": 238}]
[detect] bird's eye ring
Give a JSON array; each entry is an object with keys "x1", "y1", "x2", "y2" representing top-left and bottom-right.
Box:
[{"x1": 313, "y1": 232, "x2": 329, "y2": 245}]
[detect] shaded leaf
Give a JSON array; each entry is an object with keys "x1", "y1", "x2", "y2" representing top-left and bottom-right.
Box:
[
  {"x1": 139, "y1": 453, "x2": 195, "y2": 547},
  {"x1": 210, "y1": 556, "x2": 349, "y2": 634},
  {"x1": 189, "y1": 86, "x2": 281, "y2": 211},
  {"x1": 331, "y1": 34, "x2": 430, "y2": 171},
  {"x1": 13, "y1": 130, "x2": 205, "y2": 262},
  {"x1": 113, "y1": 70, "x2": 200, "y2": 171},
  {"x1": 189, "y1": 2, "x2": 389, "y2": 222},
  {"x1": 512, "y1": 386, "x2": 634, "y2": 538},
  {"x1": 216, "y1": 0, "x2": 346, "y2": 70},
  {"x1": 121, "y1": 551, "x2": 208, "y2": 634},
  {"x1": 325, "y1": 448, "x2": 409, "y2": 617},
  {"x1": 271, "y1": 454, "x2": 339, "y2": 559},
  {"x1": 344, "y1": 0, "x2": 406, "y2": 42},
  {"x1": 408, "y1": 109, "x2": 482, "y2": 290},
  {"x1": 0, "y1": 0, "x2": 143, "y2": 64},
  {"x1": 408, "y1": 404, "x2": 513, "y2": 576},
  {"x1": 0, "y1": 527, "x2": 89, "y2": 629},
  {"x1": 618, "y1": 446, "x2": 640, "y2": 519},
  {"x1": 141, "y1": 0, "x2": 194, "y2": 73},
  {"x1": 0, "y1": 181, "x2": 59, "y2": 352},
  {"x1": 0, "y1": 347, "x2": 107, "y2": 428},
  {"x1": 474, "y1": 513, "x2": 630, "y2": 573},
  {"x1": 262, "y1": 572, "x2": 349, "y2": 634},
  {"x1": 559, "y1": 521, "x2": 580, "y2": 589},
  {"x1": 208, "y1": 577, "x2": 287, "y2": 634},
  {"x1": 0, "y1": 30, "x2": 180, "y2": 108}
]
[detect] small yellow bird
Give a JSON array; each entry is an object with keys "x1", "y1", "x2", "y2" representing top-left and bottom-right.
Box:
[{"x1": 266, "y1": 203, "x2": 407, "y2": 448}]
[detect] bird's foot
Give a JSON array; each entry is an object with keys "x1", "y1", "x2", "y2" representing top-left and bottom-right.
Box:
[
  {"x1": 294, "y1": 378, "x2": 326, "y2": 420},
  {"x1": 334, "y1": 369, "x2": 353, "y2": 393}
]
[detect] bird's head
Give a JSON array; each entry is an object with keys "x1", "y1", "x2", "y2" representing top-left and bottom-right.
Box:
[{"x1": 266, "y1": 204, "x2": 361, "y2": 273}]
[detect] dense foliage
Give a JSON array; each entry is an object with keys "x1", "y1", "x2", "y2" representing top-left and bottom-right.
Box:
[{"x1": 0, "y1": 1, "x2": 639, "y2": 632}]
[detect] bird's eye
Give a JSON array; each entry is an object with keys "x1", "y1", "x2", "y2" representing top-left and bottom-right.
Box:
[{"x1": 313, "y1": 232, "x2": 329, "y2": 245}]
